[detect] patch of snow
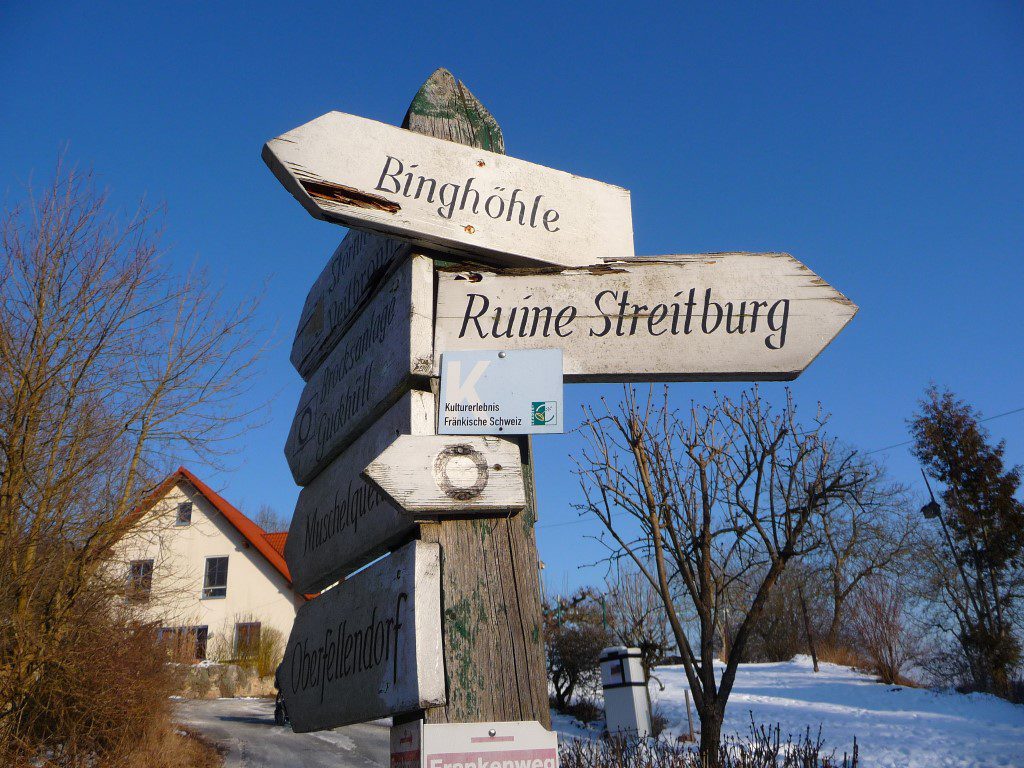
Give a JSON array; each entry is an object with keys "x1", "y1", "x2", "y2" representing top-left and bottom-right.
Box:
[
  {"x1": 311, "y1": 730, "x2": 356, "y2": 750},
  {"x1": 633, "y1": 655, "x2": 1024, "y2": 768},
  {"x1": 550, "y1": 711, "x2": 604, "y2": 742}
]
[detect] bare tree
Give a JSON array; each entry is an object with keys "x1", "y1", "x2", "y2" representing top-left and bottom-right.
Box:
[
  {"x1": 574, "y1": 387, "x2": 869, "y2": 765},
  {"x1": 0, "y1": 163, "x2": 264, "y2": 761},
  {"x1": 544, "y1": 588, "x2": 611, "y2": 711},
  {"x1": 604, "y1": 568, "x2": 669, "y2": 683},
  {"x1": 805, "y1": 456, "x2": 913, "y2": 648},
  {"x1": 253, "y1": 504, "x2": 289, "y2": 532}
]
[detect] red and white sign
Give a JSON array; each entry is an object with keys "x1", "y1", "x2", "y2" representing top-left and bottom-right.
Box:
[
  {"x1": 391, "y1": 720, "x2": 422, "y2": 768},
  {"x1": 421, "y1": 721, "x2": 558, "y2": 768}
]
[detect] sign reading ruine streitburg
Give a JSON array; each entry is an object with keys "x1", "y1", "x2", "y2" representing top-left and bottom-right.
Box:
[
  {"x1": 291, "y1": 230, "x2": 411, "y2": 380},
  {"x1": 279, "y1": 540, "x2": 444, "y2": 733},
  {"x1": 285, "y1": 255, "x2": 433, "y2": 485},
  {"x1": 434, "y1": 253, "x2": 857, "y2": 382},
  {"x1": 262, "y1": 111, "x2": 633, "y2": 269},
  {"x1": 285, "y1": 390, "x2": 435, "y2": 595}
]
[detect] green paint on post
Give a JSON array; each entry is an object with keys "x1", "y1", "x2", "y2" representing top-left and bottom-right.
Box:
[
  {"x1": 402, "y1": 68, "x2": 505, "y2": 155},
  {"x1": 444, "y1": 595, "x2": 487, "y2": 714}
]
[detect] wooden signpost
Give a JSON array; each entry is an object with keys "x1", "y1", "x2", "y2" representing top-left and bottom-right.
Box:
[
  {"x1": 434, "y1": 253, "x2": 857, "y2": 382},
  {"x1": 285, "y1": 390, "x2": 435, "y2": 595},
  {"x1": 265, "y1": 66, "x2": 858, "y2": 761},
  {"x1": 262, "y1": 110, "x2": 634, "y2": 270},
  {"x1": 284, "y1": 255, "x2": 433, "y2": 485},
  {"x1": 291, "y1": 230, "x2": 411, "y2": 380},
  {"x1": 363, "y1": 435, "x2": 526, "y2": 515},
  {"x1": 277, "y1": 540, "x2": 445, "y2": 732},
  {"x1": 275, "y1": 70, "x2": 553, "y2": 740}
]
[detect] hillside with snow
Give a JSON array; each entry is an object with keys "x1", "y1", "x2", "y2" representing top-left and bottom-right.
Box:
[{"x1": 554, "y1": 657, "x2": 1024, "y2": 768}]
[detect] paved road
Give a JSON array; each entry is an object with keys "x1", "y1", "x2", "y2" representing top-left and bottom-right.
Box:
[{"x1": 175, "y1": 698, "x2": 388, "y2": 768}]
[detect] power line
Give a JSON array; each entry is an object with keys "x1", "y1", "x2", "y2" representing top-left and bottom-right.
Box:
[
  {"x1": 865, "y1": 404, "x2": 1024, "y2": 455},
  {"x1": 537, "y1": 403, "x2": 1024, "y2": 529}
]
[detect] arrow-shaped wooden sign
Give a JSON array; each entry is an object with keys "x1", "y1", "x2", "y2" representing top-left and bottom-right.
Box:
[
  {"x1": 262, "y1": 110, "x2": 634, "y2": 269},
  {"x1": 285, "y1": 254, "x2": 433, "y2": 485},
  {"x1": 434, "y1": 253, "x2": 857, "y2": 382},
  {"x1": 286, "y1": 389, "x2": 435, "y2": 595},
  {"x1": 291, "y1": 230, "x2": 411, "y2": 380},
  {"x1": 363, "y1": 435, "x2": 526, "y2": 515},
  {"x1": 278, "y1": 540, "x2": 445, "y2": 733}
]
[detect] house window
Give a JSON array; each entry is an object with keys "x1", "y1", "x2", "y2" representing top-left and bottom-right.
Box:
[
  {"x1": 157, "y1": 625, "x2": 209, "y2": 660},
  {"x1": 194, "y1": 626, "x2": 209, "y2": 660},
  {"x1": 176, "y1": 501, "x2": 193, "y2": 525},
  {"x1": 235, "y1": 622, "x2": 261, "y2": 657},
  {"x1": 202, "y1": 556, "x2": 228, "y2": 598},
  {"x1": 127, "y1": 559, "x2": 153, "y2": 600}
]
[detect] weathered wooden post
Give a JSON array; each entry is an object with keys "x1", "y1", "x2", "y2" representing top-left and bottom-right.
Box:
[
  {"x1": 401, "y1": 69, "x2": 551, "y2": 728},
  {"x1": 271, "y1": 69, "x2": 569, "y2": 740}
]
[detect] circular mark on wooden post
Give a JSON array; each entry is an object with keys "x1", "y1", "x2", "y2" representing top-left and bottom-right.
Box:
[
  {"x1": 296, "y1": 404, "x2": 313, "y2": 447},
  {"x1": 434, "y1": 444, "x2": 489, "y2": 501}
]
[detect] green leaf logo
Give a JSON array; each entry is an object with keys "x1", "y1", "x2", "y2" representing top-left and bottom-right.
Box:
[{"x1": 532, "y1": 401, "x2": 557, "y2": 426}]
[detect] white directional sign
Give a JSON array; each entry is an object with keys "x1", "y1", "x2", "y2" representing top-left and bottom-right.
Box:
[
  {"x1": 291, "y1": 230, "x2": 411, "y2": 380},
  {"x1": 434, "y1": 253, "x2": 857, "y2": 382},
  {"x1": 278, "y1": 540, "x2": 445, "y2": 733},
  {"x1": 421, "y1": 721, "x2": 559, "y2": 768},
  {"x1": 286, "y1": 390, "x2": 435, "y2": 595},
  {"x1": 437, "y1": 349, "x2": 564, "y2": 435},
  {"x1": 285, "y1": 255, "x2": 433, "y2": 485},
  {"x1": 363, "y1": 435, "x2": 526, "y2": 515},
  {"x1": 263, "y1": 111, "x2": 634, "y2": 269}
]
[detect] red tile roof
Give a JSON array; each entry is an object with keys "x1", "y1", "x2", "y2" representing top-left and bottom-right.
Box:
[
  {"x1": 263, "y1": 531, "x2": 288, "y2": 559},
  {"x1": 137, "y1": 466, "x2": 293, "y2": 586}
]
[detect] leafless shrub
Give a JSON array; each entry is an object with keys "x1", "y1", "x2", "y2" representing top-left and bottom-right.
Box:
[
  {"x1": 850, "y1": 576, "x2": 921, "y2": 684},
  {"x1": 560, "y1": 719, "x2": 858, "y2": 768}
]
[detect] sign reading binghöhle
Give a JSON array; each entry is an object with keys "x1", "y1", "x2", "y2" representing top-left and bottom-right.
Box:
[{"x1": 262, "y1": 111, "x2": 634, "y2": 270}]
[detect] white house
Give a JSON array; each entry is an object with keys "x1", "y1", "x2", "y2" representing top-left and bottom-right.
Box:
[{"x1": 116, "y1": 466, "x2": 303, "y2": 661}]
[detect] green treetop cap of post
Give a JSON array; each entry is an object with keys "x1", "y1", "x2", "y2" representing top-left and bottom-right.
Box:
[{"x1": 402, "y1": 68, "x2": 505, "y2": 155}]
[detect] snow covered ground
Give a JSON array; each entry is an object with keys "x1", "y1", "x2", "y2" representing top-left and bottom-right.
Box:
[{"x1": 554, "y1": 656, "x2": 1024, "y2": 768}]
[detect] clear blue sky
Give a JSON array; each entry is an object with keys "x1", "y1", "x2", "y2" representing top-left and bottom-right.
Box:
[{"x1": 3, "y1": 2, "x2": 1022, "y2": 590}]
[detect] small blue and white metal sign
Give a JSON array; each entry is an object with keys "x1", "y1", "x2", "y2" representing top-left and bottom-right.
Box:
[{"x1": 438, "y1": 349, "x2": 563, "y2": 435}]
